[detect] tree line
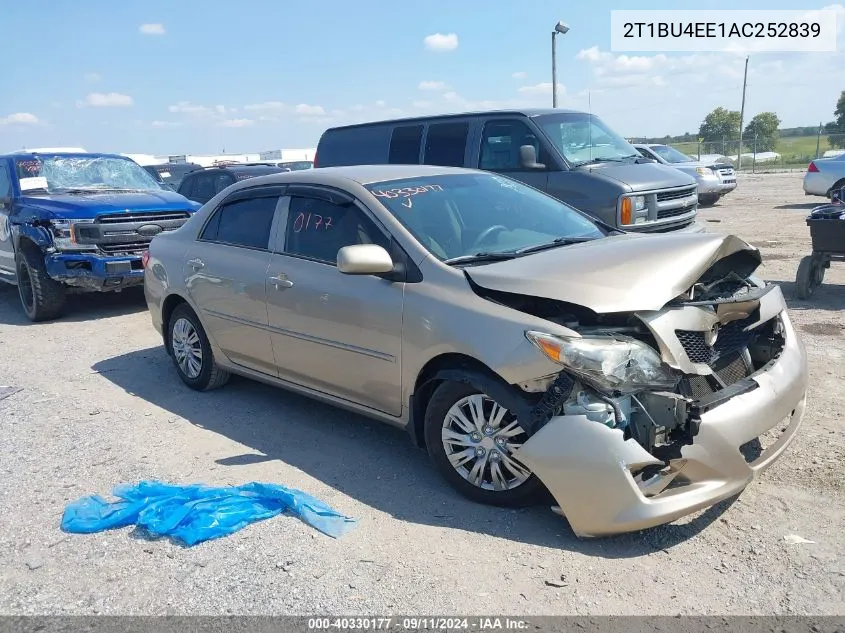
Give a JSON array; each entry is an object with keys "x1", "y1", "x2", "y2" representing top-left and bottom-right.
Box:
[{"x1": 639, "y1": 90, "x2": 845, "y2": 152}]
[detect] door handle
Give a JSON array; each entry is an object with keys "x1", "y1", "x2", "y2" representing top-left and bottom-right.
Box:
[
  {"x1": 188, "y1": 258, "x2": 205, "y2": 270},
  {"x1": 268, "y1": 274, "x2": 294, "y2": 289}
]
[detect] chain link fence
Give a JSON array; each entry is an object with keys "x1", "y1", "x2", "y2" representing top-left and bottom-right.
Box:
[{"x1": 629, "y1": 134, "x2": 845, "y2": 172}]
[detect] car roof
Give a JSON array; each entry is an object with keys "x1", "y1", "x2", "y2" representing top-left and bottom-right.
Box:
[
  {"x1": 226, "y1": 165, "x2": 482, "y2": 189},
  {"x1": 0, "y1": 151, "x2": 131, "y2": 160},
  {"x1": 322, "y1": 108, "x2": 586, "y2": 131}
]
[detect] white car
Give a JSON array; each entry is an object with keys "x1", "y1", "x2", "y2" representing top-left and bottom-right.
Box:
[{"x1": 803, "y1": 154, "x2": 845, "y2": 198}]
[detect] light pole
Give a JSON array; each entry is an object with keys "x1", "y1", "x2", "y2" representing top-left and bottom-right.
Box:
[{"x1": 551, "y1": 21, "x2": 569, "y2": 108}]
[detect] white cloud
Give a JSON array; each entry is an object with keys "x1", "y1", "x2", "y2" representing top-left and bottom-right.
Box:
[
  {"x1": 0, "y1": 112, "x2": 39, "y2": 126},
  {"x1": 419, "y1": 80, "x2": 449, "y2": 91},
  {"x1": 295, "y1": 104, "x2": 326, "y2": 116},
  {"x1": 84, "y1": 73, "x2": 102, "y2": 83},
  {"x1": 139, "y1": 23, "x2": 165, "y2": 35},
  {"x1": 151, "y1": 120, "x2": 181, "y2": 128},
  {"x1": 81, "y1": 92, "x2": 133, "y2": 107},
  {"x1": 168, "y1": 101, "x2": 212, "y2": 115},
  {"x1": 374, "y1": 100, "x2": 386, "y2": 108},
  {"x1": 517, "y1": 82, "x2": 564, "y2": 96},
  {"x1": 424, "y1": 33, "x2": 458, "y2": 52},
  {"x1": 244, "y1": 101, "x2": 286, "y2": 112},
  {"x1": 511, "y1": 72, "x2": 527, "y2": 79},
  {"x1": 218, "y1": 118, "x2": 254, "y2": 128}
]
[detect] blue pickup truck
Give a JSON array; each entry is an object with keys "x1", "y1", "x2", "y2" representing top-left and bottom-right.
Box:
[{"x1": 0, "y1": 152, "x2": 201, "y2": 321}]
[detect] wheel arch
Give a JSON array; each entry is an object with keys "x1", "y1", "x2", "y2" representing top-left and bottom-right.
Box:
[
  {"x1": 408, "y1": 353, "x2": 533, "y2": 449},
  {"x1": 161, "y1": 293, "x2": 191, "y2": 353}
]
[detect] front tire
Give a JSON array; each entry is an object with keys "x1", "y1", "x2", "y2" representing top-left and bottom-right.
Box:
[
  {"x1": 698, "y1": 194, "x2": 719, "y2": 207},
  {"x1": 424, "y1": 381, "x2": 544, "y2": 507},
  {"x1": 167, "y1": 304, "x2": 230, "y2": 391},
  {"x1": 16, "y1": 245, "x2": 66, "y2": 322}
]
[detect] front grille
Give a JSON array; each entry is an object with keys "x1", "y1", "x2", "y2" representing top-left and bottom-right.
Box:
[
  {"x1": 657, "y1": 186, "x2": 696, "y2": 202},
  {"x1": 658, "y1": 206, "x2": 695, "y2": 219},
  {"x1": 682, "y1": 350, "x2": 754, "y2": 399},
  {"x1": 676, "y1": 315, "x2": 758, "y2": 365},
  {"x1": 73, "y1": 210, "x2": 193, "y2": 255},
  {"x1": 98, "y1": 242, "x2": 150, "y2": 255},
  {"x1": 95, "y1": 211, "x2": 191, "y2": 224}
]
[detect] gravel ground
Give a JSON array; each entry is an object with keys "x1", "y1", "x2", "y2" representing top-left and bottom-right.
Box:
[{"x1": 0, "y1": 171, "x2": 843, "y2": 616}]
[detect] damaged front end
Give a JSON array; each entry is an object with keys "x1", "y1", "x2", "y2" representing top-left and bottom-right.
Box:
[{"x1": 470, "y1": 243, "x2": 808, "y2": 537}]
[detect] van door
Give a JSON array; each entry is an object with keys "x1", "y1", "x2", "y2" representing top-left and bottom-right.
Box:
[{"x1": 473, "y1": 118, "x2": 549, "y2": 191}]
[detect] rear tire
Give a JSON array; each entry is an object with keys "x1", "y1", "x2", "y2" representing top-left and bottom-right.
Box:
[
  {"x1": 423, "y1": 380, "x2": 544, "y2": 507},
  {"x1": 15, "y1": 244, "x2": 66, "y2": 322},
  {"x1": 827, "y1": 179, "x2": 845, "y2": 199},
  {"x1": 167, "y1": 304, "x2": 230, "y2": 391}
]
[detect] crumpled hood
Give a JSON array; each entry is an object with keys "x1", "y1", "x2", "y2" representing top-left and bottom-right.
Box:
[
  {"x1": 21, "y1": 190, "x2": 199, "y2": 220},
  {"x1": 464, "y1": 232, "x2": 761, "y2": 313}
]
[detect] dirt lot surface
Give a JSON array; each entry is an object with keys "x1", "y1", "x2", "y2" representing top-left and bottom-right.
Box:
[{"x1": 0, "y1": 172, "x2": 843, "y2": 616}]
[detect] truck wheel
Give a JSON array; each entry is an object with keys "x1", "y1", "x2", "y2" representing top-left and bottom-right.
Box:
[
  {"x1": 167, "y1": 304, "x2": 230, "y2": 391},
  {"x1": 795, "y1": 255, "x2": 823, "y2": 300},
  {"x1": 16, "y1": 245, "x2": 66, "y2": 322}
]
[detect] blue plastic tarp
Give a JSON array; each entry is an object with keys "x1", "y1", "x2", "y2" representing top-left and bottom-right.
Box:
[{"x1": 61, "y1": 480, "x2": 357, "y2": 545}]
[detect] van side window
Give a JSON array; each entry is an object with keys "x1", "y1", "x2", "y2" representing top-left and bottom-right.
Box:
[
  {"x1": 479, "y1": 119, "x2": 547, "y2": 172},
  {"x1": 388, "y1": 125, "x2": 423, "y2": 164},
  {"x1": 424, "y1": 122, "x2": 469, "y2": 167}
]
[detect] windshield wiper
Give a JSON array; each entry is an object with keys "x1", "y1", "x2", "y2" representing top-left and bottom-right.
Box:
[
  {"x1": 574, "y1": 155, "x2": 640, "y2": 167},
  {"x1": 515, "y1": 236, "x2": 597, "y2": 255},
  {"x1": 444, "y1": 252, "x2": 518, "y2": 265}
]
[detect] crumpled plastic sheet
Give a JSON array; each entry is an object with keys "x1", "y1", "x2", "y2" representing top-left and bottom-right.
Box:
[{"x1": 61, "y1": 480, "x2": 357, "y2": 545}]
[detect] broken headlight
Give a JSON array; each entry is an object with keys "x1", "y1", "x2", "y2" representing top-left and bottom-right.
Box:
[
  {"x1": 49, "y1": 219, "x2": 92, "y2": 251},
  {"x1": 525, "y1": 330, "x2": 679, "y2": 394}
]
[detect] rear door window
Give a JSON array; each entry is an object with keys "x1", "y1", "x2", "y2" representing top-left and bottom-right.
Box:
[
  {"x1": 424, "y1": 122, "x2": 469, "y2": 167},
  {"x1": 388, "y1": 125, "x2": 423, "y2": 164},
  {"x1": 193, "y1": 173, "x2": 218, "y2": 203}
]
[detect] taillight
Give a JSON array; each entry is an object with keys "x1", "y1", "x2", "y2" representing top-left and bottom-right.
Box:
[
  {"x1": 312, "y1": 152, "x2": 318, "y2": 168},
  {"x1": 808, "y1": 162, "x2": 819, "y2": 173},
  {"x1": 141, "y1": 250, "x2": 150, "y2": 269}
]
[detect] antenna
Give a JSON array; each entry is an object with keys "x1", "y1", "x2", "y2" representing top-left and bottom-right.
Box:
[{"x1": 588, "y1": 91, "x2": 593, "y2": 162}]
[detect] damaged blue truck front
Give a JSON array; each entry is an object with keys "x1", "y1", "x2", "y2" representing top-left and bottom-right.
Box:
[{"x1": 0, "y1": 152, "x2": 201, "y2": 321}]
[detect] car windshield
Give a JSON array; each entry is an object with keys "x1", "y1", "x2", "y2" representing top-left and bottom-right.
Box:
[
  {"x1": 535, "y1": 113, "x2": 640, "y2": 166},
  {"x1": 365, "y1": 173, "x2": 605, "y2": 262},
  {"x1": 15, "y1": 156, "x2": 163, "y2": 194},
  {"x1": 650, "y1": 145, "x2": 694, "y2": 164}
]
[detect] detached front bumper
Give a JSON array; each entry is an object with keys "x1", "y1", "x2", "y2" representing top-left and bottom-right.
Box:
[
  {"x1": 515, "y1": 311, "x2": 807, "y2": 538},
  {"x1": 45, "y1": 252, "x2": 145, "y2": 291}
]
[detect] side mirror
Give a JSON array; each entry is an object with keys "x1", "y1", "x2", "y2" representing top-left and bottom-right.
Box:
[
  {"x1": 337, "y1": 244, "x2": 395, "y2": 275},
  {"x1": 519, "y1": 145, "x2": 546, "y2": 170}
]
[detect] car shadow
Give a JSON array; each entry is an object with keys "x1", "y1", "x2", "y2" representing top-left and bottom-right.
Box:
[
  {"x1": 0, "y1": 283, "x2": 147, "y2": 325},
  {"x1": 772, "y1": 202, "x2": 823, "y2": 211},
  {"x1": 93, "y1": 346, "x2": 734, "y2": 557}
]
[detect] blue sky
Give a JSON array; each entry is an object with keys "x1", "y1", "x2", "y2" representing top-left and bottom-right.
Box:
[{"x1": 0, "y1": 0, "x2": 842, "y2": 155}]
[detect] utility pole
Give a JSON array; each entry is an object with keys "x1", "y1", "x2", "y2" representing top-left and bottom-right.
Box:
[
  {"x1": 737, "y1": 55, "x2": 749, "y2": 170},
  {"x1": 552, "y1": 32, "x2": 557, "y2": 108},
  {"x1": 816, "y1": 122, "x2": 823, "y2": 159}
]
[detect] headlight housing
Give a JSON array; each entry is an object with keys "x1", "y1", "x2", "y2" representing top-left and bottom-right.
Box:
[
  {"x1": 620, "y1": 195, "x2": 647, "y2": 225},
  {"x1": 49, "y1": 219, "x2": 93, "y2": 251},
  {"x1": 696, "y1": 167, "x2": 716, "y2": 177},
  {"x1": 525, "y1": 331, "x2": 678, "y2": 394}
]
